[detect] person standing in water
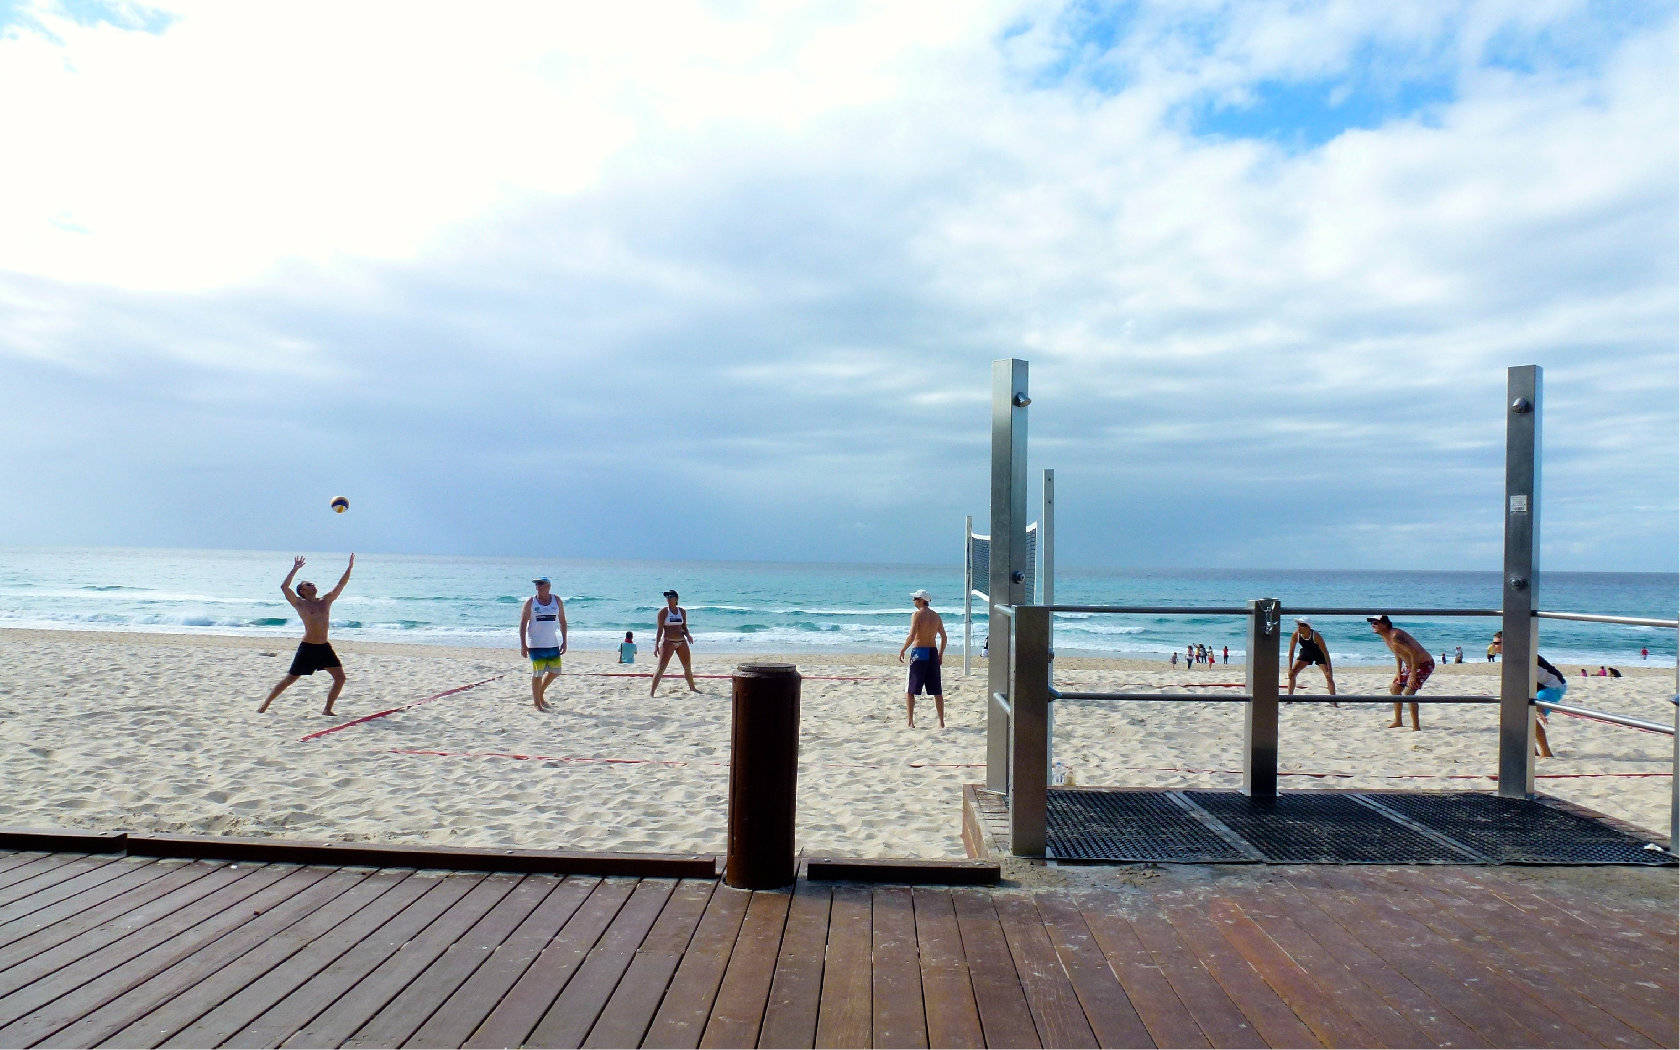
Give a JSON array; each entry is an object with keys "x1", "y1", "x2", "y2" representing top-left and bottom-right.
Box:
[
  {"x1": 260, "y1": 554, "x2": 354, "y2": 716},
  {"x1": 651, "y1": 589, "x2": 699, "y2": 695}
]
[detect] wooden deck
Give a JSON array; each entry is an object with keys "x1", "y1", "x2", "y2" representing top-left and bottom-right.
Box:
[{"x1": 0, "y1": 849, "x2": 1673, "y2": 1048}]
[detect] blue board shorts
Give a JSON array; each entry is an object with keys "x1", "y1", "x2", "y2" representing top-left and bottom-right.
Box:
[
  {"x1": 908, "y1": 646, "x2": 942, "y2": 696},
  {"x1": 530, "y1": 647, "x2": 562, "y2": 676}
]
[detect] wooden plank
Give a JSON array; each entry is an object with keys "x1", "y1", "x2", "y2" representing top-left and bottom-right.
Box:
[
  {"x1": 1079, "y1": 906, "x2": 1210, "y2": 1048},
  {"x1": 699, "y1": 888, "x2": 792, "y2": 1049},
  {"x1": 1249, "y1": 876, "x2": 1485, "y2": 1049},
  {"x1": 1373, "y1": 867, "x2": 1669, "y2": 1048},
  {"x1": 0, "y1": 852, "x2": 50, "y2": 879},
  {"x1": 0, "y1": 831, "x2": 125, "y2": 854},
  {"x1": 813, "y1": 886, "x2": 873, "y2": 1049},
  {"x1": 1225, "y1": 881, "x2": 1436, "y2": 1049},
  {"x1": 527, "y1": 878, "x2": 678, "y2": 1048},
  {"x1": 463, "y1": 876, "x2": 638, "y2": 1049},
  {"x1": 49, "y1": 868, "x2": 400, "y2": 1050},
  {"x1": 641, "y1": 883, "x2": 751, "y2": 1050},
  {"x1": 1457, "y1": 865, "x2": 1680, "y2": 954},
  {"x1": 7, "y1": 864, "x2": 329, "y2": 1048},
  {"x1": 755, "y1": 880, "x2": 830, "y2": 1050},
  {"x1": 404, "y1": 876, "x2": 597, "y2": 1050},
  {"x1": 1308, "y1": 867, "x2": 1604, "y2": 1048},
  {"x1": 0, "y1": 857, "x2": 160, "y2": 941},
  {"x1": 281, "y1": 873, "x2": 523, "y2": 1048},
  {"x1": 1283, "y1": 869, "x2": 1549, "y2": 1047},
  {"x1": 584, "y1": 879, "x2": 719, "y2": 1049},
  {"x1": 128, "y1": 831, "x2": 716, "y2": 878},
  {"x1": 1124, "y1": 900, "x2": 1258, "y2": 1048},
  {"x1": 993, "y1": 892, "x2": 1095, "y2": 1049},
  {"x1": 871, "y1": 886, "x2": 929, "y2": 1049},
  {"x1": 1161, "y1": 897, "x2": 1323, "y2": 1048},
  {"x1": 342, "y1": 875, "x2": 554, "y2": 1049},
  {"x1": 0, "y1": 861, "x2": 283, "y2": 1036},
  {"x1": 911, "y1": 888, "x2": 984, "y2": 1050},
  {"x1": 0, "y1": 861, "x2": 237, "y2": 1014},
  {"x1": 1031, "y1": 894, "x2": 1153, "y2": 1049},
  {"x1": 805, "y1": 859, "x2": 999, "y2": 885},
  {"x1": 215, "y1": 866, "x2": 480, "y2": 1048},
  {"x1": 0, "y1": 854, "x2": 85, "y2": 898},
  {"x1": 162, "y1": 870, "x2": 432, "y2": 1046},
  {"x1": 1200, "y1": 895, "x2": 1370, "y2": 1047},
  {"x1": 949, "y1": 888, "x2": 1040, "y2": 1049}
]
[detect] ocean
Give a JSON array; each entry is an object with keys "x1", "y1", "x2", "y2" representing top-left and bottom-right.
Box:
[{"x1": 1, "y1": 547, "x2": 1674, "y2": 667}]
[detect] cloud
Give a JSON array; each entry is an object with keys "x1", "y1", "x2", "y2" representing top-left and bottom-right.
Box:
[{"x1": 0, "y1": 0, "x2": 1673, "y2": 569}]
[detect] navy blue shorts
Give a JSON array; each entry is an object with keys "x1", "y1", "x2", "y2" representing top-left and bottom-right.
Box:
[
  {"x1": 288, "y1": 642, "x2": 341, "y2": 676},
  {"x1": 907, "y1": 648, "x2": 942, "y2": 696}
]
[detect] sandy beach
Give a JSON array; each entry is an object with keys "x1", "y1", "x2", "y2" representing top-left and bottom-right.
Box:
[{"x1": 0, "y1": 628, "x2": 1673, "y2": 858}]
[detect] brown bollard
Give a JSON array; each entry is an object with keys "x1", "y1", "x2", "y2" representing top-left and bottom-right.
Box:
[{"x1": 726, "y1": 663, "x2": 801, "y2": 889}]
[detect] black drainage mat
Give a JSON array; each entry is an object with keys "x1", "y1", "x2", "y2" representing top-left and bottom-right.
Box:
[
  {"x1": 1046, "y1": 789, "x2": 1252, "y2": 863},
  {"x1": 1367, "y1": 792, "x2": 1677, "y2": 866},
  {"x1": 1184, "y1": 790, "x2": 1476, "y2": 864}
]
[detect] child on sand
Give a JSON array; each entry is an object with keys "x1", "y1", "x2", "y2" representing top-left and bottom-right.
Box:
[{"x1": 619, "y1": 631, "x2": 637, "y2": 664}]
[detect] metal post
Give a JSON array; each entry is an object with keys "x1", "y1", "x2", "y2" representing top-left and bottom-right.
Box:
[
  {"x1": 963, "y1": 514, "x2": 973, "y2": 678},
  {"x1": 1499, "y1": 366, "x2": 1540, "y2": 798},
  {"x1": 988, "y1": 359, "x2": 1029, "y2": 794},
  {"x1": 1010, "y1": 605, "x2": 1051, "y2": 857},
  {"x1": 1244, "y1": 599, "x2": 1281, "y2": 798},
  {"x1": 1042, "y1": 468, "x2": 1055, "y2": 780},
  {"x1": 1671, "y1": 623, "x2": 1678, "y2": 850}
]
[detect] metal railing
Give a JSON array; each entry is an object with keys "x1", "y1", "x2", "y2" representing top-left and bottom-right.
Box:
[{"x1": 990, "y1": 598, "x2": 1679, "y2": 857}]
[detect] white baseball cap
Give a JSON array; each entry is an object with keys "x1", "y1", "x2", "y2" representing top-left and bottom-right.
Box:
[{"x1": 910, "y1": 589, "x2": 932, "y2": 602}]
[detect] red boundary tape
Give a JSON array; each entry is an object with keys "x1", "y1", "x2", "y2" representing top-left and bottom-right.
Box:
[
  {"x1": 300, "y1": 674, "x2": 507, "y2": 742},
  {"x1": 581, "y1": 672, "x2": 887, "y2": 681}
]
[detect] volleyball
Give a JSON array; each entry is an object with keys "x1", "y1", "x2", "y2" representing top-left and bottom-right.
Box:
[{"x1": 331, "y1": 496, "x2": 349, "y2": 514}]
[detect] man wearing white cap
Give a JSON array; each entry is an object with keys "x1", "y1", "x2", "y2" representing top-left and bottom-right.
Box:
[
  {"x1": 520, "y1": 577, "x2": 567, "y2": 711},
  {"x1": 1286, "y1": 618, "x2": 1337, "y2": 704},
  {"x1": 897, "y1": 589, "x2": 948, "y2": 728}
]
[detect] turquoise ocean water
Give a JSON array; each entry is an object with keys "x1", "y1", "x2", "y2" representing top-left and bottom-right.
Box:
[{"x1": 0, "y1": 547, "x2": 1673, "y2": 667}]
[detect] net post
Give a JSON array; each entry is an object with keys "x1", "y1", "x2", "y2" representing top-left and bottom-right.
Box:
[
  {"x1": 987, "y1": 359, "x2": 1028, "y2": 794},
  {"x1": 1010, "y1": 605, "x2": 1050, "y2": 857},
  {"x1": 1244, "y1": 598, "x2": 1281, "y2": 798},
  {"x1": 1499, "y1": 366, "x2": 1540, "y2": 799},
  {"x1": 1042, "y1": 468, "x2": 1055, "y2": 646}
]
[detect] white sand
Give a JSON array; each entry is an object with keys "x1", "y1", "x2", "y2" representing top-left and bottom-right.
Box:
[{"x1": 0, "y1": 629, "x2": 1673, "y2": 857}]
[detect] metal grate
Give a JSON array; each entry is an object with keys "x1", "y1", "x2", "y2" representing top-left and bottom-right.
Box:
[
  {"x1": 1046, "y1": 789, "x2": 1252, "y2": 863},
  {"x1": 1184, "y1": 790, "x2": 1475, "y2": 864},
  {"x1": 1368, "y1": 792, "x2": 1678, "y2": 866}
]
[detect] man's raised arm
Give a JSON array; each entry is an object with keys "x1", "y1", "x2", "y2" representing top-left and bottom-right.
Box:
[
  {"x1": 281, "y1": 556, "x2": 304, "y2": 602},
  {"x1": 326, "y1": 553, "x2": 355, "y2": 601}
]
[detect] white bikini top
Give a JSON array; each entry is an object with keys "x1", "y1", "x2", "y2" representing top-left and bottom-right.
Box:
[{"x1": 664, "y1": 607, "x2": 685, "y2": 627}]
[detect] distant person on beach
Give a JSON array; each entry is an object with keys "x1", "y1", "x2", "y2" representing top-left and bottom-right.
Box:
[
  {"x1": 898, "y1": 589, "x2": 947, "y2": 728},
  {"x1": 1641, "y1": 647, "x2": 1649, "y2": 660},
  {"x1": 259, "y1": 554, "x2": 354, "y2": 716},
  {"x1": 651, "y1": 589, "x2": 699, "y2": 695},
  {"x1": 520, "y1": 577, "x2": 568, "y2": 711},
  {"x1": 1454, "y1": 645, "x2": 1464, "y2": 664},
  {"x1": 1487, "y1": 631, "x2": 1502, "y2": 662},
  {"x1": 1170, "y1": 651, "x2": 1178, "y2": 667},
  {"x1": 1369, "y1": 614, "x2": 1432, "y2": 731},
  {"x1": 1533, "y1": 653, "x2": 1566, "y2": 758},
  {"x1": 1222, "y1": 645, "x2": 1229, "y2": 664},
  {"x1": 618, "y1": 631, "x2": 637, "y2": 664},
  {"x1": 1286, "y1": 618, "x2": 1337, "y2": 702}
]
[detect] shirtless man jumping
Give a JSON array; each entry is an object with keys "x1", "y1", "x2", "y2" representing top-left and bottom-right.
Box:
[
  {"x1": 897, "y1": 589, "x2": 948, "y2": 728},
  {"x1": 260, "y1": 554, "x2": 354, "y2": 715},
  {"x1": 1368, "y1": 613, "x2": 1433, "y2": 731}
]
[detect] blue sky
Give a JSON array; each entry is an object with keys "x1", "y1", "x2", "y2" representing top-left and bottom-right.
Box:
[{"x1": 0, "y1": 0, "x2": 1675, "y2": 572}]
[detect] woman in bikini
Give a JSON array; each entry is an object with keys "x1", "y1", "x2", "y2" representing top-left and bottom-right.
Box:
[{"x1": 651, "y1": 588, "x2": 700, "y2": 695}]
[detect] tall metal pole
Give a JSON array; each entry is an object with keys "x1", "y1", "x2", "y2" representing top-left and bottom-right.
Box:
[
  {"x1": 1499, "y1": 366, "x2": 1540, "y2": 798},
  {"x1": 987, "y1": 359, "x2": 1029, "y2": 794},
  {"x1": 1244, "y1": 599, "x2": 1281, "y2": 799},
  {"x1": 1042, "y1": 468, "x2": 1055, "y2": 782},
  {"x1": 963, "y1": 514, "x2": 973, "y2": 678},
  {"x1": 1010, "y1": 605, "x2": 1051, "y2": 857}
]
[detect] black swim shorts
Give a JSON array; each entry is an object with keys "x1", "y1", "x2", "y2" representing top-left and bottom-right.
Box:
[
  {"x1": 288, "y1": 642, "x2": 342, "y2": 676},
  {"x1": 907, "y1": 649, "x2": 943, "y2": 696}
]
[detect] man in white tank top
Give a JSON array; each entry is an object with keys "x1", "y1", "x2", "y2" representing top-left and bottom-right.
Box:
[{"x1": 520, "y1": 577, "x2": 568, "y2": 711}]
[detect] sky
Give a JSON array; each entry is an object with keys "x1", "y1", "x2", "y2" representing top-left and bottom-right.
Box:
[{"x1": 1, "y1": 0, "x2": 1675, "y2": 572}]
